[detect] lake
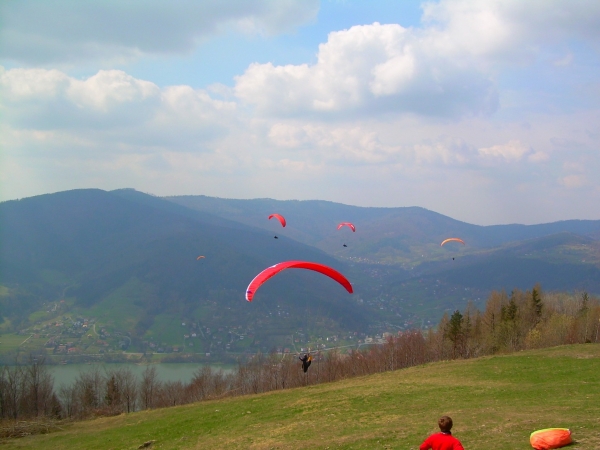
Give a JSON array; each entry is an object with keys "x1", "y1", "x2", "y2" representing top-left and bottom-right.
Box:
[{"x1": 48, "y1": 363, "x2": 234, "y2": 388}]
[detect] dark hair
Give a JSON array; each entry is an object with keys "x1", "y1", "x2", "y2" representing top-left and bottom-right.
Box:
[{"x1": 438, "y1": 416, "x2": 453, "y2": 433}]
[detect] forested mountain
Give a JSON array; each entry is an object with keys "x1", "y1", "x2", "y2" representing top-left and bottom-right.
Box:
[
  {"x1": 167, "y1": 194, "x2": 600, "y2": 328},
  {"x1": 0, "y1": 189, "x2": 367, "y2": 356},
  {"x1": 1, "y1": 189, "x2": 599, "y2": 361}
]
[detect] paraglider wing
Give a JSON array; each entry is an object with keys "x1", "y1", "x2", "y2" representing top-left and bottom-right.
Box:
[
  {"x1": 440, "y1": 238, "x2": 465, "y2": 246},
  {"x1": 245, "y1": 261, "x2": 353, "y2": 302},
  {"x1": 337, "y1": 222, "x2": 356, "y2": 232},
  {"x1": 530, "y1": 428, "x2": 572, "y2": 450},
  {"x1": 196, "y1": 256, "x2": 205, "y2": 260},
  {"x1": 268, "y1": 214, "x2": 286, "y2": 227}
]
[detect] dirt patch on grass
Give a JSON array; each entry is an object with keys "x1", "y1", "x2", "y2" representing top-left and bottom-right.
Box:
[{"x1": 0, "y1": 420, "x2": 66, "y2": 439}]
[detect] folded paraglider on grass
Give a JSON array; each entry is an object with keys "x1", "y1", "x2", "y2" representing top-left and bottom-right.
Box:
[{"x1": 530, "y1": 428, "x2": 572, "y2": 450}]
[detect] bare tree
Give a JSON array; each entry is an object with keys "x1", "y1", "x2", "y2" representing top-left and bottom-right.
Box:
[
  {"x1": 155, "y1": 381, "x2": 185, "y2": 408},
  {"x1": 121, "y1": 369, "x2": 137, "y2": 413},
  {"x1": 23, "y1": 356, "x2": 54, "y2": 417},
  {"x1": 74, "y1": 366, "x2": 104, "y2": 417},
  {"x1": 139, "y1": 366, "x2": 159, "y2": 410},
  {"x1": 3, "y1": 364, "x2": 24, "y2": 420},
  {"x1": 58, "y1": 383, "x2": 78, "y2": 419},
  {"x1": 104, "y1": 372, "x2": 121, "y2": 413}
]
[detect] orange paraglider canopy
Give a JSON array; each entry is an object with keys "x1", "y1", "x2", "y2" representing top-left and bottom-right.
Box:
[
  {"x1": 268, "y1": 214, "x2": 286, "y2": 227},
  {"x1": 530, "y1": 428, "x2": 572, "y2": 449},
  {"x1": 245, "y1": 261, "x2": 353, "y2": 302},
  {"x1": 440, "y1": 238, "x2": 465, "y2": 246},
  {"x1": 196, "y1": 256, "x2": 205, "y2": 260}
]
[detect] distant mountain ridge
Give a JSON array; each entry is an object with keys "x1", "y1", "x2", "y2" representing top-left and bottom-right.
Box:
[
  {"x1": 167, "y1": 195, "x2": 600, "y2": 264},
  {"x1": 1, "y1": 189, "x2": 599, "y2": 361},
  {"x1": 165, "y1": 194, "x2": 600, "y2": 321}
]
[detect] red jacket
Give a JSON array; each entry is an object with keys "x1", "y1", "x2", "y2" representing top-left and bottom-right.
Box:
[{"x1": 420, "y1": 432, "x2": 464, "y2": 450}]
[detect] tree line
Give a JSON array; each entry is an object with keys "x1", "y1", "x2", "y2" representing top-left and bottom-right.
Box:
[
  {"x1": 432, "y1": 285, "x2": 600, "y2": 359},
  {"x1": 0, "y1": 286, "x2": 598, "y2": 425}
]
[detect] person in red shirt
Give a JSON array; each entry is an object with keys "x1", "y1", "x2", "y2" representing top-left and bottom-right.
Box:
[{"x1": 419, "y1": 416, "x2": 464, "y2": 450}]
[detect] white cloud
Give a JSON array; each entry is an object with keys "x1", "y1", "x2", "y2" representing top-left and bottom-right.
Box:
[
  {"x1": 0, "y1": 67, "x2": 236, "y2": 142},
  {"x1": 268, "y1": 123, "x2": 310, "y2": 148},
  {"x1": 370, "y1": 51, "x2": 417, "y2": 97},
  {"x1": 0, "y1": 67, "x2": 70, "y2": 99},
  {"x1": 0, "y1": 0, "x2": 319, "y2": 65},
  {"x1": 421, "y1": 0, "x2": 600, "y2": 62},
  {"x1": 422, "y1": 0, "x2": 517, "y2": 60},
  {"x1": 478, "y1": 140, "x2": 532, "y2": 162},
  {"x1": 235, "y1": 22, "x2": 498, "y2": 118},
  {"x1": 267, "y1": 122, "x2": 401, "y2": 164},
  {"x1": 527, "y1": 151, "x2": 549, "y2": 163},
  {"x1": 67, "y1": 70, "x2": 159, "y2": 111},
  {"x1": 269, "y1": 125, "x2": 548, "y2": 181},
  {"x1": 560, "y1": 174, "x2": 587, "y2": 188},
  {"x1": 414, "y1": 139, "x2": 473, "y2": 165},
  {"x1": 1, "y1": 1, "x2": 600, "y2": 225},
  {"x1": 0, "y1": 67, "x2": 162, "y2": 130},
  {"x1": 267, "y1": 123, "x2": 547, "y2": 169},
  {"x1": 234, "y1": 1, "x2": 600, "y2": 119},
  {"x1": 553, "y1": 53, "x2": 574, "y2": 67}
]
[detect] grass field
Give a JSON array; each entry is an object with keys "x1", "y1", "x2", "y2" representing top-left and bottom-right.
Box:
[
  {"x1": 3, "y1": 344, "x2": 600, "y2": 449},
  {"x1": 0, "y1": 334, "x2": 31, "y2": 353},
  {"x1": 85, "y1": 278, "x2": 148, "y2": 332},
  {"x1": 145, "y1": 314, "x2": 187, "y2": 347}
]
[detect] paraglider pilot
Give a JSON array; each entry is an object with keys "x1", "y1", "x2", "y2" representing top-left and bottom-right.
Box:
[{"x1": 299, "y1": 353, "x2": 312, "y2": 373}]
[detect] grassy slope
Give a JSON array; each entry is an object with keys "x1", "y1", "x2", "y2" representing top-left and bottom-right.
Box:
[{"x1": 4, "y1": 344, "x2": 600, "y2": 450}]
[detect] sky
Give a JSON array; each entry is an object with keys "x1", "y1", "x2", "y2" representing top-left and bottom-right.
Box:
[{"x1": 1, "y1": 0, "x2": 599, "y2": 225}]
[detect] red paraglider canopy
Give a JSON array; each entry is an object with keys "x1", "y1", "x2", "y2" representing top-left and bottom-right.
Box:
[
  {"x1": 337, "y1": 222, "x2": 356, "y2": 232},
  {"x1": 268, "y1": 214, "x2": 286, "y2": 227},
  {"x1": 245, "y1": 261, "x2": 353, "y2": 302}
]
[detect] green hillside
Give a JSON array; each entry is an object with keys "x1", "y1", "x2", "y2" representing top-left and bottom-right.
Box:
[
  {"x1": 392, "y1": 233, "x2": 600, "y2": 300},
  {"x1": 0, "y1": 189, "x2": 369, "y2": 361},
  {"x1": 3, "y1": 344, "x2": 599, "y2": 449}
]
